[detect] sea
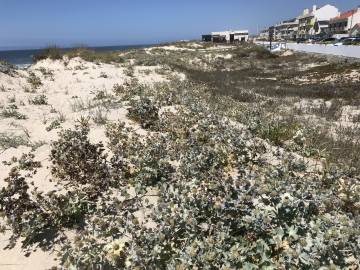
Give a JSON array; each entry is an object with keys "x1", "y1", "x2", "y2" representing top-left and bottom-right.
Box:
[{"x1": 0, "y1": 45, "x2": 152, "y2": 67}]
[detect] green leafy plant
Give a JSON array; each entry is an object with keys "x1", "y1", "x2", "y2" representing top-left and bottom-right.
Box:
[
  {"x1": 27, "y1": 72, "x2": 43, "y2": 89},
  {"x1": 0, "y1": 106, "x2": 27, "y2": 120},
  {"x1": 127, "y1": 97, "x2": 159, "y2": 129},
  {"x1": 32, "y1": 46, "x2": 62, "y2": 63},
  {"x1": 1, "y1": 44, "x2": 360, "y2": 270},
  {"x1": 46, "y1": 119, "x2": 62, "y2": 131},
  {"x1": 29, "y1": 94, "x2": 48, "y2": 105}
]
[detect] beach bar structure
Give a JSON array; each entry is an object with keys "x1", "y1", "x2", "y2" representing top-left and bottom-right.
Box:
[{"x1": 202, "y1": 30, "x2": 249, "y2": 43}]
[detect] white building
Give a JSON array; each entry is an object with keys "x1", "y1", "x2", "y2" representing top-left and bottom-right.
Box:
[
  {"x1": 329, "y1": 7, "x2": 360, "y2": 36},
  {"x1": 274, "y1": 18, "x2": 299, "y2": 40},
  {"x1": 211, "y1": 30, "x2": 249, "y2": 43},
  {"x1": 258, "y1": 29, "x2": 269, "y2": 40},
  {"x1": 297, "y1": 5, "x2": 339, "y2": 38}
]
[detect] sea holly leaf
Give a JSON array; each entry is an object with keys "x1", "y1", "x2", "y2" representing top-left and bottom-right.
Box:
[
  {"x1": 288, "y1": 225, "x2": 298, "y2": 240},
  {"x1": 299, "y1": 252, "x2": 311, "y2": 265},
  {"x1": 242, "y1": 262, "x2": 258, "y2": 270}
]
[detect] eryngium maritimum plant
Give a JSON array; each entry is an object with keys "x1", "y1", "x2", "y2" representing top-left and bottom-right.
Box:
[{"x1": 0, "y1": 79, "x2": 359, "y2": 269}]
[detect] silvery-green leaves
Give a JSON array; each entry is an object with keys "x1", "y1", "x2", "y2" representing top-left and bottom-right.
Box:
[{"x1": 0, "y1": 78, "x2": 359, "y2": 269}]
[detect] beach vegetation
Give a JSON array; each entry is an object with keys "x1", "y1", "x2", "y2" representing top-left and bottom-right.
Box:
[
  {"x1": 91, "y1": 107, "x2": 108, "y2": 125},
  {"x1": 65, "y1": 48, "x2": 125, "y2": 64},
  {"x1": 29, "y1": 94, "x2": 48, "y2": 105},
  {"x1": 0, "y1": 106, "x2": 27, "y2": 120},
  {"x1": 27, "y1": 72, "x2": 42, "y2": 89},
  {"x1": 1, "y1": 42, "x2": 360, "y2": 269},
  {"x1": 0, "y1": 133, "x2": 29, "y2": 151},
  {"x1": 32, "y1": 46, "x2": 62, "y2": 63},
  {"x1": 46, "y1": 119, "x2": 62, "y2": 132}
]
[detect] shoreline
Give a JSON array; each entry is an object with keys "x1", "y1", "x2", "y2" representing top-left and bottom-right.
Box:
[{"x1": 0, "y1": 44, "x2": 155, "y2": 66}]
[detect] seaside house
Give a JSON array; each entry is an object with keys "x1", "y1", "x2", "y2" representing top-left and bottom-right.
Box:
[
  {"x1": 202, "y1": 34, "x2": 212, "y2": 42},
  {"x1": 328, "y1": 7, "x2": 360, "y2": 37},
  {"x1": 297, "y1": 5, "x2": 339, "y2": 38},
  {"x1": 274, "y1": 18, "x2": 299, "y2": 40},
  {"x1": 258, "y1": 29, "x2": 270, "y2": 40},
  {"x1": 211, "y1": 30, "x2": 249, "y2": 43}
]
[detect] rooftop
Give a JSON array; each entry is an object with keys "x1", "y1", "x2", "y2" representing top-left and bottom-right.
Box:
[
  {"x1": 331, "y1": 8, "x2": 359, "y2": 21},
  {"x1": 211, "y1": 30, "x2": 249, "y2": 35}
]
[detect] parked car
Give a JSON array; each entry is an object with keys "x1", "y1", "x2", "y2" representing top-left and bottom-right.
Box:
[
  {"x1": 333, "y1": 39, "x2": 345, "y2": 46},
  {"x1": 296, "y1": 38, "x2": 307, "y2": 44},
  {"x1": 320, "y1": 37, "x2": 338, "y2": 44},
  {"x1": 353, "y1": 38, "x2": 360, "y2": 45},
  {"x1": 312, "y1": 37, "x2": 324, "y2": 43},
  {"x1": 341, "y1": 37, "x2": 360, "y2": 45}
]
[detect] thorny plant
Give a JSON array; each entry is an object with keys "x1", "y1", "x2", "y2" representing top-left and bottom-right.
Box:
[
  {"x1": 1, "y1": 77, "x2": 359, "y2": 269},
  {"x1": 27, "y1": 71, "x2": 43, "y2": 90},
  {"x1": 29, "y1": 94, "x2": 49, "y2": 105}
]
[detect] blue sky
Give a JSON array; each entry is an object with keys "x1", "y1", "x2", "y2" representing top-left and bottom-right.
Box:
[{"x1": 0, "y1": 0, "x2": 358, "y2": 49}]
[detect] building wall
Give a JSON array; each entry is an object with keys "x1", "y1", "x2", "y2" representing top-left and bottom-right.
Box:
[
  {"x1": 211, "y1": 31, "x2": 249, "y2": 43},
  {"x1": 234, "y1": 34, "x2": 249, "y2": 42},
  {"x1": 350, "y1": 10, "x2": 360, "y2": 29},
  {"x1": 298, "y1": 5, "x2": 339, "y2": 38},
  {"x1": 313, "y1": 5, "x2": 339, "y2": 21},
  {"x1": 259, "y1": 31, "x2": 269, "y2": 40},
  {"x1": 287, "y1": 43, "x2": 360, "y2": 58},
  {"x1": 350, "y1": 27, "x2": 360, "y2": 36},
  {"x1": 329, "y1": 9, "x2": 360, "y2": 35}
]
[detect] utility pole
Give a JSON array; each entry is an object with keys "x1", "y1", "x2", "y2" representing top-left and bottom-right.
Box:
[{"x1": 269, "y1": 26, "x2": 274, "y2": 50}]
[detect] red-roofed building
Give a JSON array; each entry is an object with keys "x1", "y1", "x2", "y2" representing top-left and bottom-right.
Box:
[
  {"x1": 297, "y1": 5, "x2": 339, "y2": 39},
  {"x1": 329, "y1": 7, "x2": 360, "y2": 35}
]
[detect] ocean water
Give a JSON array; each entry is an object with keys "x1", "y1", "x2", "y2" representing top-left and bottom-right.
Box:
[{"x1": 0, "y1": 45, "x2": 151, "y2": 67}]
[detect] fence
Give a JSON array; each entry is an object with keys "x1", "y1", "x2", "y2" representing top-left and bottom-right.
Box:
[
  {"x1": 255, "y1": 41, "x2": 360, "y2": 58},
  {"x1": 286, "y1": 43, "x2": 360, "y2": 59}
]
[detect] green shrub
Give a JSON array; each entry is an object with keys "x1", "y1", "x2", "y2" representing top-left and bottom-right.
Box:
[
  {"x1": 65, "y1": 48, "x2": 124, "y2": 64},
  {"x1": 0, "y1": 106, "x2": 27, "y2": 120},
  {"x1": 50, "y1": 122, "x2": 111, "y2": 192},
  {"x1": 46, "y1": 119, "x2": 62, "y2": 132},
  {"x1": 1, "y1": 44, "x2": 360, "y2": 270},
  {"x1": 27, "y1": 72, "x2": 42, "y2": 89},
  {"x1": 0, "y1": 133, "x2": 29, "y2": 150},
  {"x1": 256, "y1": 120, "x2": 300, "y2": 146},
  {"x1": 29, "y1": 94, "x2": 48, "y2": 105},
  {"x1": 0, "y1": 60, "x2": 16, "y2": 76},
  {"x1": 127, "y1": 97, "x2": 159, "y2": 129},
  {"x1": 32, "y1": 46, "x2": 62, "y2": 63}
]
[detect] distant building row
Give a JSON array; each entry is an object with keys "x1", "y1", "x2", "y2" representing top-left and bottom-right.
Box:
[
  {"x1": 259, "y1": 5, "x2": 360, "y2": 40},
  {"x1": 202, "y1": 30, "x2": 249, "y2": 43}
]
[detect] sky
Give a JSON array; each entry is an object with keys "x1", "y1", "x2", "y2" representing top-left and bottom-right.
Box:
[{"x1": 0, "y1": 0, "x2": 359, "y2": 50}]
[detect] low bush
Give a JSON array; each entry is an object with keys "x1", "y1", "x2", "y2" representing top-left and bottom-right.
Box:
[
  {"x1": 1, "y1": 43, "x2": 360, "y2": 269},
  {"x1": 127, "y1": 97, "x2": 159, "y2": 129},
  {"x1": 46, "y1": 119, "x2": 62, "y2": 132},
  {"x1": 65, "y1": 48, "x2": 124, "y2": 64},
  {"x1": 32, "y1": 46, "x2": 62, "y2": 63},
  {"x1": 0, "y1": 106, "x2": 27, "y2": 120},
  {"x1": 0, "y1": 60, "x2": 16, "y2": 76},
  {"x1": 27, "y1": 72, "x2": 42, "y2": 89},
  {"x1": 91, "y1": 108, "x2": 108, "y2": 125},
  {"x1": 256, "y1": 119, "x2": 300, "y2": 146},
  {"x1": 29, "y1": 94, "x2": 48, "y2": 105},
  {"x1": 50, "y1": 122, "x2": 111, "y2": 192},
  {"x1": 2, "y1": 98, "x2": 359, "y2": 268},
  {"x1": 0, "y1": 133, "x2": 29, "y2": 150}
]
